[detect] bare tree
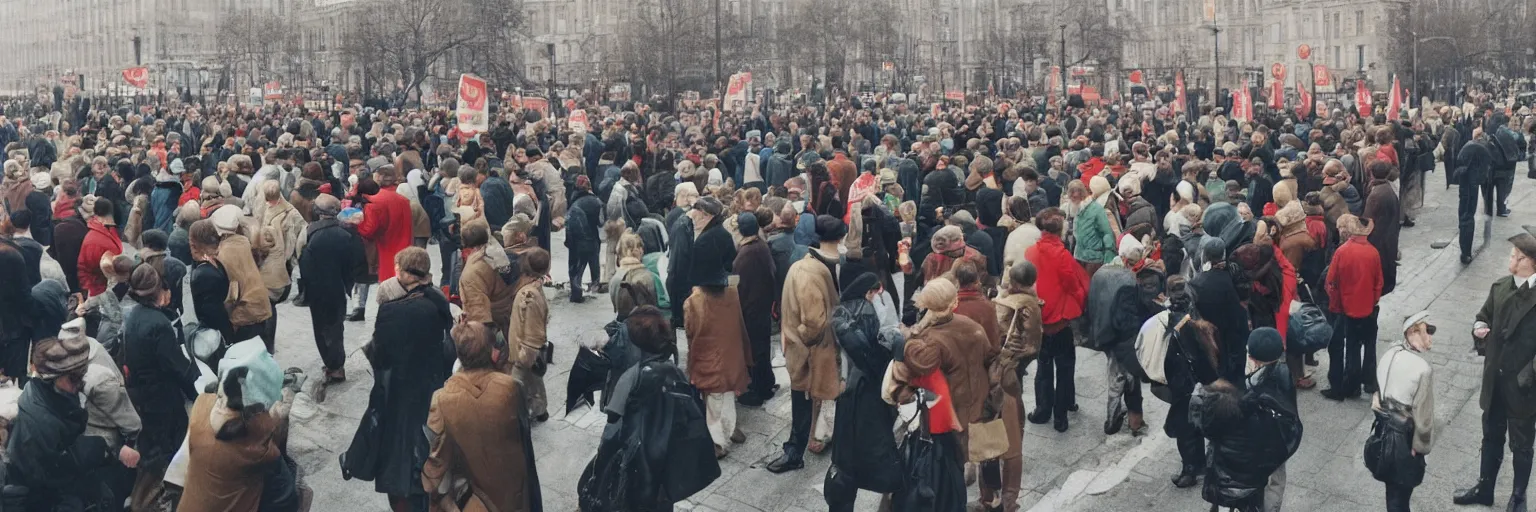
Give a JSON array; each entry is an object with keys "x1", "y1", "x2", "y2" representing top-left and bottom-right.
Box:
[
  {"x1": 774, "y1": 0, "x2": 897, "y2": 92},
  {"x1": 341, "y1": 0, "x2": 526, "y2": 105},
  {"x1": 615, "y1": 0, "x2": 751, "y2": 105},
  {"x1": 215, "y1": 9, "x2": 290, "y2": 88}
]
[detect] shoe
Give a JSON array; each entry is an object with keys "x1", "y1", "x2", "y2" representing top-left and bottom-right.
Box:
[
  {"x1": 1464, "y1": 254, "x2": 1476, "y2": 265},
  {"x1": 293, "y1": 292, "x2": 307, "y2": 307},
  {"x1": 1453, "y1": 479, "x2": 1496, "y2": 506},
  {"x1": 1362, "y1": 382, "x2": 1379, "y2": 395},
  {"x1": 1104, "y1": 408, "x2": 1126, "y2": 435},
  {"x1": 1402, "y1": 217, "x2": 1416, "y2": 228},
  {"x1": 325, "y1": 368, "x2": 347, "y2": 383},
  {"x1": 1054, "y1": 416, "x2": 1069, "y2": 433},
  {"x1": 715, "y1": 445, "x2": 728, "y2": 459},
  {"x1": 737, "y1": 393, "x2": 767, "y2": 407},
  {"x1": 1027, "y1": 409, "x2": 1051, "y2": 424},
  {"x1": 595, "y1": 283, "x2": 609, "y2": 294},
  {"x1": 731, "y1": 428, "x2": 746, "y2": 444},
  {"x1": 534, "y1": 413, "x2": 549, "y2": 423},
  {"x1": 346, "y1": 309, "x2": 365, "y2": 322},
  {"x1": 1127, "y1": 412, "x2": 1146, "y2": 436},
  {"x1": 1510, "y1": 494, "x2": 1527, "y2": 512},
  {"x1": 808, "y1": 440, "x2": 827, "y2": 455},
  {"x1": 1501, "y1": 209, "x2": 1513, "y2": 218},
  {"x1": 765, "y1": 454, "x2": 805, "y2": 473},
  {"x1": 1067, "y1": 403, "x2": 1079, "y2": 412},
  {"x1": 570, "y1": 294, "x2": 585, "y2": 304},
  {"x1": 1295, "y1": 377, "x2": 1316, "y2": 390},
  {"x1": 1320, "y1": 388, "x2": 1357, "y2": 401},
  {"x1": 1172, "y1": 468, "x2": 1200, "y2": 488}
]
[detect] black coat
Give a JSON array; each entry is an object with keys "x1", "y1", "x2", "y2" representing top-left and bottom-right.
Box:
[
  {"x1": 480, "y1": 176, "x2": 516, "y2": 230},
  {"x1": 735, "y1": 238, "x2": 776, "y2": 343},
  {"x1": 665, "y1": 213, "x2": 696, "y2": 320},
  {"x1": 1085, "y1": 266, "x2": 1142, "y2": 351},
  {"x1": 25, "y1": 190, "x2": 51, "y2": 246},
  {"x1": 49, "y1": 216, "x2": 87, "y2": 294},
  {"x1": 689, "y1": 217, "x2": 735, "y2": 287},
  {"x1": 1457, "y1": 139, "x2": 1492, "y2": 186},
  {"x1": 190, "y1": 261, "x2": 235, "y2": 341},
  {"x1": 13, "y1": 236, "x2": 42, "y2": 287},
  {"x1": 567, "y1": 190, "x2": 604, "y2": 253},
  {"x1": 1475, "y1": 277, "x2": 1536, "y2": 418},
  {"x1": 764, "y1": 148, "x2": 795, "y2": 189},
  {"x1": 122, "y1": 301, "x2": 198, "y2": 471},
  {"x1": 1199, "y1": 363, "x2": 1301, "y2": 509},
  {"x1": 5, "y1": 382, "x2": 109, "y2": 509},
  {"x1": 352, "y1": 283, "x2": 453, "y2": 497},
  {"x1": 1191, "y1": 267, "x2": 1251, "y2": 386},
  {"x1": 829, "y1": 298, "x2": 903, "y2": 493},
  {"x1": 299, "y1": 219, "x2": 363, "y2": 307}
]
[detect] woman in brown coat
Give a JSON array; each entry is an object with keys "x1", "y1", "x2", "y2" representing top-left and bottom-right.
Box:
[
  {"x1": 210, "y1": 204, "x2": 272, "y2": 347},
  {"x1": 894, "y1": 277, "x2": 995, "y2": 431},
  {"x1": 178, "y1": 339, "x2": 303, "y2": 512},
  {"x1": 422, "y1": 321, "x2": 541, "y2": 512},
  {"x1": 1274, "y1": 201, "x2": 1316, "y2": 270},
  {"x1": 507, "y1": 249, "x2": 552, "y2": 421},
  {"x1": 457, "y1": 221, "x2": 515, "y2": 337},
  {"x1": 989, "y1": 262, "x2": 1043, "y2": 512}
]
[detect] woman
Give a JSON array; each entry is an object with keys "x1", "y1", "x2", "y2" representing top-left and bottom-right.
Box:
[
  {"x1": 1375, "y1": 311, "x2": 1435, "y2": 512},
  {"x1": 1074, "y1": 175, "x2": 1117, "y2": 274},
  {"x1": 682, "y1": 205, "x2": 749, "y2": 459},
  {"x1": 1153, "y1": 276, "x2": 1222, "y2": 488},
  {"x1": 611, "y1": 233, "x2": 664, "y2": 315},
  {"x1": 825, "y1": 272, "x2": 904, "y2": 511},
  {"x1": 987, "y1": 261, "x2": 1043, "y2": 511},
  {"x1": 178, "y1": 339, "x2": 305, "y2": 512},
  {"x1": 340, "y1": 247, "x2": 453, "y2": 512},
  {"x1": 210, "y1": 205, "x2": 272, "y2": 349},
  {"x1": 121, "y1": 264, "x2": 200, "y2": 510},
  {"x1": 188, "y1": 219, "x2": 241, "y2": 347},
  {"x1": 422, "y1": 321, "x2": 542, "y2": 512}
]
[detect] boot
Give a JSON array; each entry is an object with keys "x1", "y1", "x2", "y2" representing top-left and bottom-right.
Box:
[
  {"x1": 1027, "y1": 409, "x2": 1051, "y2": 424},
  {"x1": 1172, "y1": 465, "x2": 1199, "y2": 488},
  {"x1": 346, "y1": 308, "x2": 365, "y2": 322},
  {"x1": 1511, "y1": 451, "x2": 1532, "y2": 512},
  {"x1": 1127, "y1": 412, "x2": 1147, "y2": 436},
  {"x1": 293, "y1": 289, "x2": 307, "y2": 307},
  {"x1": 1456, "y1": 448, "x2": 1503, "y2": 506}
]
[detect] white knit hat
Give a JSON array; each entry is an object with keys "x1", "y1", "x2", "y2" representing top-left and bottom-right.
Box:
[{"x1": 210, "y1": 204, "x2": 243, "y2": 236}]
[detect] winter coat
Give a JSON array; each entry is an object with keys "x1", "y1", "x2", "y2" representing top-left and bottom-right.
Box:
[
  {"x1": 50, "y1": 216, "x2": 87, "y2": 293},
  {"x1": 290, "y1": 178, "x2": 325, "y2": 223},
  {"x1": 735, "y1": 237, "x2": 776, "y2": 346},
  {"x1": 423, "y1": 369, "x2": 542, "y2": 512},
  {"x1": 1085, "y1": 266, "x2": 1143, "y2": 351},
  {"x1": 461, "y1": 248, "x2": 518, "y2": 337},
  {"x1": 1025, "y1": 233, "x2": 1087, "y2": 326},
  {"x1": 1474, "y1": 276, "x2": 1536, "y2": 419},
  {"x1": 82, "y1": 336, "x2": 141, "y2": 448},
  {"x1": 358, "y1": 188, "x2": 415, "y2": 282},
  {"x1": 780, "y1": 249, "x2": 843, "y2": 400},
  {"x1": 77, "y1": 218, "x2": 122, "y2": 297},
  {"x1": 150, "y1": 180, "x2": 182, "y2": 234},
  {"x1": 1362, "y1": 179, "x2": 1401, "y2": 296},
  {"x1": 1122, "y1": 196, "x2": 1159, "y2": 237},
  {"x1": 683, "y1": 286, "x2": 751, "y2": 394},
  {"x1": 177, "y1": 393, "x2": 282, "y2": 512},
  {"x1": 1457, "y1": 139, "x2": 1492, "y2": 186},
  {"x1": 1275, "y1": 207, "x2": 1316, "y2": 271},
  {"x1": 1074, "y1": 200, "x2": 1117, "y2": 264},
  {"x1": 258, "y1": 201, "x2": 305, "y2": 295},
  {"x1": 25, "y1": 190, "x2": 51, "y2": 246},
  {"x1": 123, "y1": 194, "x2": 149, "y2": 249},
  {"x1": 508, "y1": 278, "x2": 549, "y2": 370},
  {"x1": 566, "y1": 190, "x2": 604, "y2": 253},
  {"x1": 298, "y1": 218, "x2": 363, "y2": 308},
  {"x1": 896, "y1": 311, "x2": 995, "y2": 424},
  {"x1": 1190, "y1": 266, "x2": 1250, "y2": 385},
  {"x1": 122, "y1": 301, "x2": 199, "y2": 471},
  {"x1": 218, "y1": 234, "x2": 272, "y2": 328},
  {"x1": 5, "y1": 379, "x2": 109, "y2": 509},
  {"x1": 764, "y1": 145, "x2": 795, "y2": 188},
  {"x1": 1199, "y1": 363, "x2": 1301, "y2": 509},
  {"x1": 350, "y1": 279, "x2": 452, "y2": 496},
  {"x1": 830, "y1": 297, "x2": 904, "y2": 494}
]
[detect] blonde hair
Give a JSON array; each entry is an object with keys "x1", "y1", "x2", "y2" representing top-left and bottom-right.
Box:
[
  {"x1": 261, "y1": 179, "x2": 282, "y2": 202},
  {"x1": 617, "y1": 232, "x2": 645, "y2": 259}
]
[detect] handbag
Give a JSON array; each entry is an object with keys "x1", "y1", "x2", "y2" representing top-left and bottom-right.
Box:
[
  {"x1": 965, "y1": 412, "x2": 1009, "y2": 463},
  {"x1": 1362, "y1": 350, "x2": 1427, "y2": 487}
]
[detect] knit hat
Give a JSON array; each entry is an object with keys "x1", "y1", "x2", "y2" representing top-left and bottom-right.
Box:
[
  {"x1": 814, "y1": 214, "x2": 847, "y2": 242},
  {"x1": 1117, "y1": 176, "x2": 1142, "y2": 196},
  {"x1": 1200, "y1": 235, "x2": 1226, "y2": 264},
  {"x1": 931, "y1": 225, "x2": 967, "y2": 253},
  {"x1": 168, "y1": 158, "x2": 185, "y2": 175},
  {"x1": 1089, "y1": 175, "x2": 1111, "y2": 198},
  {"x1": 217, "y1": 338, "x2": 284, "y2": 410},
  {"x1": 1272, "y1": 182, "x2": 1294, "y2": 207},
  {"x1": 30, "y1": 172, "x2": 49, "y2": 191},
  {"x1": 210, "y1": 204, "x2": 243, "y2": 236},
  {"x1": 32, "y1": 334, "x2": 90, "y2": 379},
  {"x1": 1248, "y1": 327, "x2": 1283, "y2": 363},
  {"x1": 840, "y1": 272, "x2": 882, "y2": 302},
  {"x1": 1175, "y1": 181, "x2": 1195, "y2": 203},
  {"x1": 200, "y1": 176, "x2": 224, "y2": 197},
  {"x1": 736, "y1": 211, "x2": 759, "y2": 237}
]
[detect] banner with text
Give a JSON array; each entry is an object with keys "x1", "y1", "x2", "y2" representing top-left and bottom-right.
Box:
[{"x1": 456, "y1": 74, "x2": 489, "y2": 134}]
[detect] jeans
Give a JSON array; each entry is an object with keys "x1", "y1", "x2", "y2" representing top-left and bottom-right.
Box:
[
  {"x1": 1483, "y1": 175, "x2": 1513, "y2": 215},
  {"x1": 310, "y1": 301, "x2": 346, "y2": 371},
  {"x1": 1458, "y1": 181, "x2": 1480, "y2": 257},
  {"x1": 782, "y1": 390, "x2": 812, "y2": 461},
  {"x1": 1033, "y1": 327, "x2": 1077, "y2": 417},
  {"x1": 1326, "y1": 311, "x2": 1378, "y2": 395},
  {"x1": 568, "y1": 247, "x2": 597, "y2": 301}
]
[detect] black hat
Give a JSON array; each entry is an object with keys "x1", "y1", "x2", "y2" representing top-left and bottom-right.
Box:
[
  {"x1": 693, "y1": 196, "x2": 724, "y2": 217},
  {"x1": 814, "y1": 214, "x2": 847, "y2": 242},
  {"x1": 737, "y1": 212, "x2": 759, "y2": 237},
  {"x1": 840, "y1": 272, "x2": 882, "y2": 302},
  {"x1": 1248, "y1": 327, "x2": 1283, "y2": 363},
  {"x1": 1512, "y1": 233, "x2": 1536, "y2": 261}
]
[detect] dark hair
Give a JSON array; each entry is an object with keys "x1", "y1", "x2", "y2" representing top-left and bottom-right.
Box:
[
  {"x1": 8, "y1": 209, "x2": 30, "y2": 231},
  {"x1": 189, "y1": 219, "x2": 221, "y2": 257},
  {"x1": 1367, "y1": 160, "x2": 1394, "y2": 180},
  {"x1": 625, "y1": 305, "x2": 676, "y2": 356},
  {"x1": 1008, "y1": 260, "x2": 1038, "y2": 289},
  {"x1": 451, "y1": 320, "x2": 497, "y2": 370},
  {"x1": 521, "y1": 248, "x2": 551, "y2": 275},
  {"x1": 952, "y1": 260, "x2": 981, "y2": 288},
  {"x1": 93, "y1": 196, "x2": 114, "y2": 218},
  {"x1": 140, "y1": 229, "x2": 169, "y2": 251},
  {"x1": 1034, "y1": 207, "x2": 1065, "y2": 235},
  {"x1": 213, "y1": 366, "x2": 271, "y2": 441},
  {"x1": 461, "y1": 220, "x2": 490, "y2": 248}
]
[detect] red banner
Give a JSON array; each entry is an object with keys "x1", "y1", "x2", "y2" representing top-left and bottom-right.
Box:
[
  {"x1": 1385, "y1": 75, "x2": 1403, "y2": 121},
  {"x1": 522, "y1": 97, "x2": 550, "y2": 117},
  {"x1": 1356, "y1": 79, "x2": 1372, "y2": 117},
  {"x1": 1174, "y1": 70, "x2": 1187, "y2": 116},
  {"x1": 1270, "y1": 81, "x2": 1284, "y2": 110},
  {"x1": 1313, "y1": 66, "x2": 1332, "y2": 87},
  {"x1": 944, "y1": 90, "x2": 964, "y2": 101},
  {"x1": 456, "y1": 73, "x2": 489, "y2": 134},
  {"x1": 122, "y1": 67, "x2": 148, "y2": 89},
  {"x1": 1231, "y1": 79, "x2": 1252, "y2": 123},
  {"x1": 1296, "y1": 77, "x2": 1313, "y2": 119},
  {"x1": 264, "y1": 81, "x2": 283, "y2": 101},
  {"x1": 1129, "y1": 70, "x2": 1144, "y2": 86}
]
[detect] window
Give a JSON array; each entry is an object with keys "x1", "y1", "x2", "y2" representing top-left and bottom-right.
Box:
[
  {"x1": 1354, "y1": 11, "x2": 1362, "y2": 35},
  {"x1": 1333, "y1": 13, "x2": 1340, "y2": 38}
]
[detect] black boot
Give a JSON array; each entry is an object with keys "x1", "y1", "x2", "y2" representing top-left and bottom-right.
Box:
[
  {"x1": 1511, "y1": 451, "x2": 1532, "y2": 512},
  {"x1": 1172, "y1": 465, "x2": 1200, "y2": 488},
  {"x1": 1456, "y1": 449, "x2": 1503, "y2": 506}
]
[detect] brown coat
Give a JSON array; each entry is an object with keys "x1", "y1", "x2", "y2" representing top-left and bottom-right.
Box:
[
  {"x1": 507, "y1": 278, "x2": 548, "y2": 369},
  {"x1": 898, "y1": 312, "x2": 994, "y2": 424},
  {"x1": 422, "y1": 370, "x2": 536, "y2": 512},
  {"x1": 219, "y1": 234, "x2": 273, "y2": 327},
  {"x1": 780, "y1": 251, "x2": 843, "y2": 400},
  {"x1": 994, "y1": 292, "x2": 1042, "y2": 397},
  {"x1": 460, "y1": 251, "x2": 515, "y2": 336},
  {"x1": 176, "y1": 394, "x2": 282, "y2": 512},
  {"x1": 124, "y1": 194, "x2": 149, "y2": 249},
  {"x1": 683, "y1": 286, "x2": 752, "y2": 394},
  {"x1": 1275, "y1": 203, "x2": 1316, "y2": 270},
  {"x1": 410, "y1": 199, "x2": 432, "y2": 239}
]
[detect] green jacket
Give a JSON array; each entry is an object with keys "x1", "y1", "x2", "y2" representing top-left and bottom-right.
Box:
[{"x1": 1074, "y1": 200, "x2": 1117, "y2": 264}]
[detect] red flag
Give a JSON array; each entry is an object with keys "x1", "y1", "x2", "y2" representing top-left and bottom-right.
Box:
[
  {"x1": 1270, "y1": 81, "x2": 1284, "y2": 110},
  {"x1": 1296, "y1": 77, "x2": 1313, "y2": 119},
  {"x1": 122, "y1": 67, "x2": 148, "y2": 89},
  {"x1": 1385, "y1": 75, "x2": 1403, "y2": 121},
  {"x1": 1174, "y1": 70, "x2": 1187, "y2": 115},
  {"x1": 1356, "y1": 79, "x2": 1372, "y2": 117},
  {"x1": 1231, "y1": 79, "x2": 1252, "y2": 123}
]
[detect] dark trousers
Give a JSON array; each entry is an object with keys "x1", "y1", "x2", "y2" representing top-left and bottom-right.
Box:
[
  {"x1": 782, "y1": 390, "x2": 812, "y2": 461},
  {"x1": 1483, "y1": 176, "x2": 1513, "y2": 215},
  {"x1": 260, "y1": 289, "x2": 288, "y2": 354},
  {"x1": 1033, "y1": 327, "x2": 1077, "y2": 417},
  {"x1": 1477, "y1": 385, "x2": 1536, "y2": 494},
  {"x1": 568, "y1": 247, "x2": 598, "y2": 301},
  {"x1": 1385, "y1": 481, "x2": 1415, "y2": 511},
  {"x1": 1327, "y1": 311, "x2": 1377, "y2": 395},
  {"x1": 310, "y1": 301, "x2": 346, "y2": 371},
  {"x1": 666, "y1": 276, "x2": 689, "y2": 322},
  {"x1": 438, "y1": 235, "x2": 460, "y2": 293},
  {"x1": 745, "y1": 315, "x2": 775, "y2": 397},
  {"x1": 1459, "y1": 181, "x2": 1481, "y2": 256},
  {"x1": 901, "y1": 272, "x2": 920, "y2": 325},
  {"x1": 0, "y1": 337, "x2": 28, "y2": 387},
  {"x1": 1177, "y1": 428, "x2": 1205, "y2": 472}
]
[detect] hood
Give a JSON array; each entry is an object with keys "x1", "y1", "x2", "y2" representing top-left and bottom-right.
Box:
[{"x1": 1274, "y1": 201, "x2": 1306, "y2": 228}]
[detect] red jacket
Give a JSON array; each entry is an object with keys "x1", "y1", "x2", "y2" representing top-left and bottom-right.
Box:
[
  {"x1": 1272, "y1": 242, "x2": 1297, "y2": 341},
  {"x1": 1077, "y1": 157, "x2": 1106, "y2": 185},
  {"x1": 1304, "y1": 215, "x2": 1327, "y2": 248},
  {"x1": 358, "y1": 188, "x2": 415, "y2": 282},
  {"x1": 1326, "y1": 236, "x2": 1383, "y2": 319},
  {"x1": 78, "y1": 218, "x2": 123, "y2": 297},
  {"x1": 1025, "y1": 233, "x2": 1086, "y2": 325}
]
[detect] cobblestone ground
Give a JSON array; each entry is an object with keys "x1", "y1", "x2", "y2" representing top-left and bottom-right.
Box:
[{"x1": 274, "y1": 164, "x2": 1535, "y2": 511}]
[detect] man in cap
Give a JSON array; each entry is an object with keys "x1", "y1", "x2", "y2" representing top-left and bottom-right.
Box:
[
  {"x1": 768, "y1": 214, "x2": 846, "y2": 473},
  {"x1": 5, "y1": 335, "x2": 119, "y2": 510},
  {"x1": 298, "y1": 194, "x2": 363, "y2": 400},
  {"x1": 1455, "y1": 233, "x2": 1536, "y2": 510},
  {"x1": 1322, "y1": 214, "x2": 1384, "y2": 401},
  {"x1": 1378, "y1": 310, "x2": 1436, "y2": 511}
]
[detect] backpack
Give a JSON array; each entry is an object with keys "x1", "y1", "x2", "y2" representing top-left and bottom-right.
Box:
[{"x1": 1136, "y1": 311, "x2": 1181, "y2": 386}]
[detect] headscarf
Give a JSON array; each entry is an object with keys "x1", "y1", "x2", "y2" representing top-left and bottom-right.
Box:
[{"x1": 30, "y1": 280, "x2": 69, "y2": 343}]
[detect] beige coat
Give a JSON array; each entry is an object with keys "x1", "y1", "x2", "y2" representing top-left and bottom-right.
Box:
[
  {"x1": 422, "y1": 370, "x2": 536, "y2": 512},
  {"x1": 219, "y1": 234, "x2": 272, "y2": 327},
  {"x1": 258, "y1": 200, "x2": 305, "y2": 296},
  {"x1": 506, "y1": 278, "x2": 548, "y2": 369},
  {"x1": 779, "y1": 251, "x2": 842, "y2": 400},
  {"x1": 460, "y1": 250, "x2": 515, "y2": 337}
]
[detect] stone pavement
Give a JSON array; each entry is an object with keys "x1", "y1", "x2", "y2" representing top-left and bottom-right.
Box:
[{"x1": 268, "y1": 164, "x2": 1536, "y2": 511}]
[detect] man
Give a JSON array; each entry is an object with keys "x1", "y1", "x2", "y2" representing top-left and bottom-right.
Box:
[
  {"x1": 768, "y1": 215, "x2": 845, "y2": 473},
  {"x1": 1457, "y1": 128, "x2": 1492, "y2": 264},
  {"x1": 1379, "y1": 311, "x2": 1436, "y2": 512},
  {"x1": 23, "y1": 172, "x2": 51, "y2": 246},
  {"x1": 5, "y1": 336, "x2": 118, "y2": 510},
  {"x1": 682, "y1": 196, "x2": 748, "y2": 458},
  {"x1": 734, "y1": 210, "x2": 777, "y2": 406},
  {"x1": 603, "y1": 163, "x2": 642, "y2": 291},
  {"x1": 1362, "y1": 160, "x2": 1401, "y2": 297},
  {"x1": 1024, "y1": 208, "x2": 1087, "y2": 432},
  {"x1": 1454, "y1": 233, "x2": 1536, "y2": 510},
  {"x1": 460, "y1": 220, "x2": 517, "y2": 338},
  {"x1": 1322, "y1": 214, "x2": 1384, "y2": 401},
  {"x1": 1190, "y1": 236, "x2": 1251, "y2": 386},
  {"x1": 1085, "y1": 251, "x2": 1153, "y2": 436},
  {"x1": 258, "y1": 180, "x2": 304, "y2": 347},
  {"x1": 78, "y1": 199, "x2": 122, "y2": 299},
  {"x1": 299, "y1": 194, "x2": 362, "y2": 400},
  {"x1": 478, "y1": 163, "x2": 516, "y2": 233},
  {"x1": 565, "y1": 176, "x2": 603, "y2": 302},
  {"x1": 7, "y1": 210, "x2": 43, "y2": 286},
  {"x1": 509, "y1": 248, "x2": 552, "y2": 422},
  {"x1": 1488, "y1": 116, "x2": 1520, "y2": 217}
]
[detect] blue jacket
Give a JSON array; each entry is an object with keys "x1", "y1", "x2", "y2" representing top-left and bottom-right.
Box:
[{"x1": 149, "y1": 181, "x2": 182, "y2": 234}]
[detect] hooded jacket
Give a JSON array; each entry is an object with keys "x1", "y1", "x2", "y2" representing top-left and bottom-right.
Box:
[{"x1": 77, "y1": 218, "x2": 122, "y2": 297}]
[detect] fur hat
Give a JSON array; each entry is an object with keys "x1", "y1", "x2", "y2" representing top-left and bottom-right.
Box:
[
  {"x1": 1337, "y1": 214, "x2": 1373, "y2": 237},
  {"x1": 32, "y1": 334, "x2": 90, "y2": 379},
  {"x1": 1089, "y1": 175, "x2": 1112, "y2": 199},
  {"x1": 814, "y1": 214, "x2": 847, "y2": 242}
]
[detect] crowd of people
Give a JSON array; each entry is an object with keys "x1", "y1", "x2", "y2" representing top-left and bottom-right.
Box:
[{"x1": 0, "y1": 81, "x2": 1532, "y2": 512}]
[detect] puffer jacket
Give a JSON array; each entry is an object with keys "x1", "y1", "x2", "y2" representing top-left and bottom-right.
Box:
[
  {"x1": 1198, "y1": 363, "x2": 1301, "y2": 509},
  {"x1": 1073, "y1": 199, "x2": 1117, "y2": 264}
]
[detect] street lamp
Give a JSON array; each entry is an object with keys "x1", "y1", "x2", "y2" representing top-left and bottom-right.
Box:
[
  {"x1": 1059, "y1": 24, "x2": 1067, "y2": 103},
  {"x1": 1210, "y1": 25, "x2": 1221, "y2": 111}
]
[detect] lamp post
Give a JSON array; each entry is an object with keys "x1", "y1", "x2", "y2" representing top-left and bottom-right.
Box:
[
  {"x1": 1210, "y1": 26, "x2": 1221, "y2": 111},
  {"x1": 1059, "y1": 24, "x2": 1067, "y2": 102}
]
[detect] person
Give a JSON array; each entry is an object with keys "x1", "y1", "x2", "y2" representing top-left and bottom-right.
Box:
[
  {"x1": 1488, "y1": 115, "x2": 1519, "y2": 217},
  {"x1": 1151, "y1": 276, "x2": 1222, "y2": 488},
  {"x1": 1376, "y1": 311, "x2": 1436, "y2": 512},
  {"x1": 78, "y1": 198, "x2": 122, "y2": 299},
  {"x1": 7, "y1": 210, "x2": 43, "y2": 286},
  {"x1": 666, "y1": 184, "x2": 700, "y2": 321},
  {"x1": 1190, "y1": 236, "x2": 1252, "y2": 386},
  {"x1": 1024, "y1": 208, "x2": 1087, "y2": 431},
  {"x1": 138, "y1": 229, "x2": 188, "y2": 316},
  {"x1": 1457, "y1": 128, "x2": 1492, "y2": 264},
  {"x1": 188, "y1": 219, "x2": 237, "y2": 344},
  {"x1": 210, "y1": 205, "x2": 273, "y2": 349},
  {"x1": 340, "y1": 247, "x2": 453, "y2": 512},
  {"x1": 1196, "y1": 328, "x2": 1302, "y2": 512},
  {"x1": 984, "y1": 261, "x2": 1041, "y2": 510},
  {"x1": 823, "y1": 271, "x2": 904, "y2": 511},
  {"x1": 121, "y1": 264, "x2": 200, "y2": 510},
  {"x1": 4, "y1": 335, "x2": 118, "y2": 510},
  {"x1": 508, "y1": 248, "x2": 553, "y2": 422},
  {"x1": 1075, "y1": 175, "x2": 1118, "y2": 274},
  {"x1": 1086, "y1": 242, "x2": 1152, "y2": 436},
  {"x1": 1323, "y1": 214, "x2": 1384, "y2": 401},
  {"x1": 257, "y1": 180, "x2": 304, "y2": 347},
  {"x1": 177, "y1": 339, "x2": 307, "y2": 512},
  {"x1": 611, "y1": 233, "x2": 664, "y2": 317},
  {"x1": 298, "y1": 194, "x2": 363, "y2": 400},
  {"x1": 1362, "y1": 160, "x2": 1401, "y2": 297},
  {"x1": 566, "y1": 175, "x2": 603, "y2": 302},
  {"x1": 682, "y1": 200, "x2": 749, "y2": 458},
  {"x1": 459, "y1": 220, "x2": 517, "y2": 337},
  {"x1": 733, "y1": 210, "x2": 778, "y2": 406},
  {"x1": 888, "y1": 277, "x2": 989, "y2": 511},
  {"x1": 1455, "y1": 233, "x2": 1536, "y2": 510},
  {"x1": 422, "y1": 320, "x2": 543, "y2": 511},
  {"x1": 767, "y1": 214, "x2": 846, "y2": 473},
  {"x1": 50, "y1": 198, "x2": 89, "y2": 294},
  {"x1": 357, "y1": 166, "x2": 416, "y2": 292}
]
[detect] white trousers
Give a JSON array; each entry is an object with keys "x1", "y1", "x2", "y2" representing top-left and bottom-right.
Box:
[{"x1": 705, "y1": 392, "x2": 737, "y2": 449}]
